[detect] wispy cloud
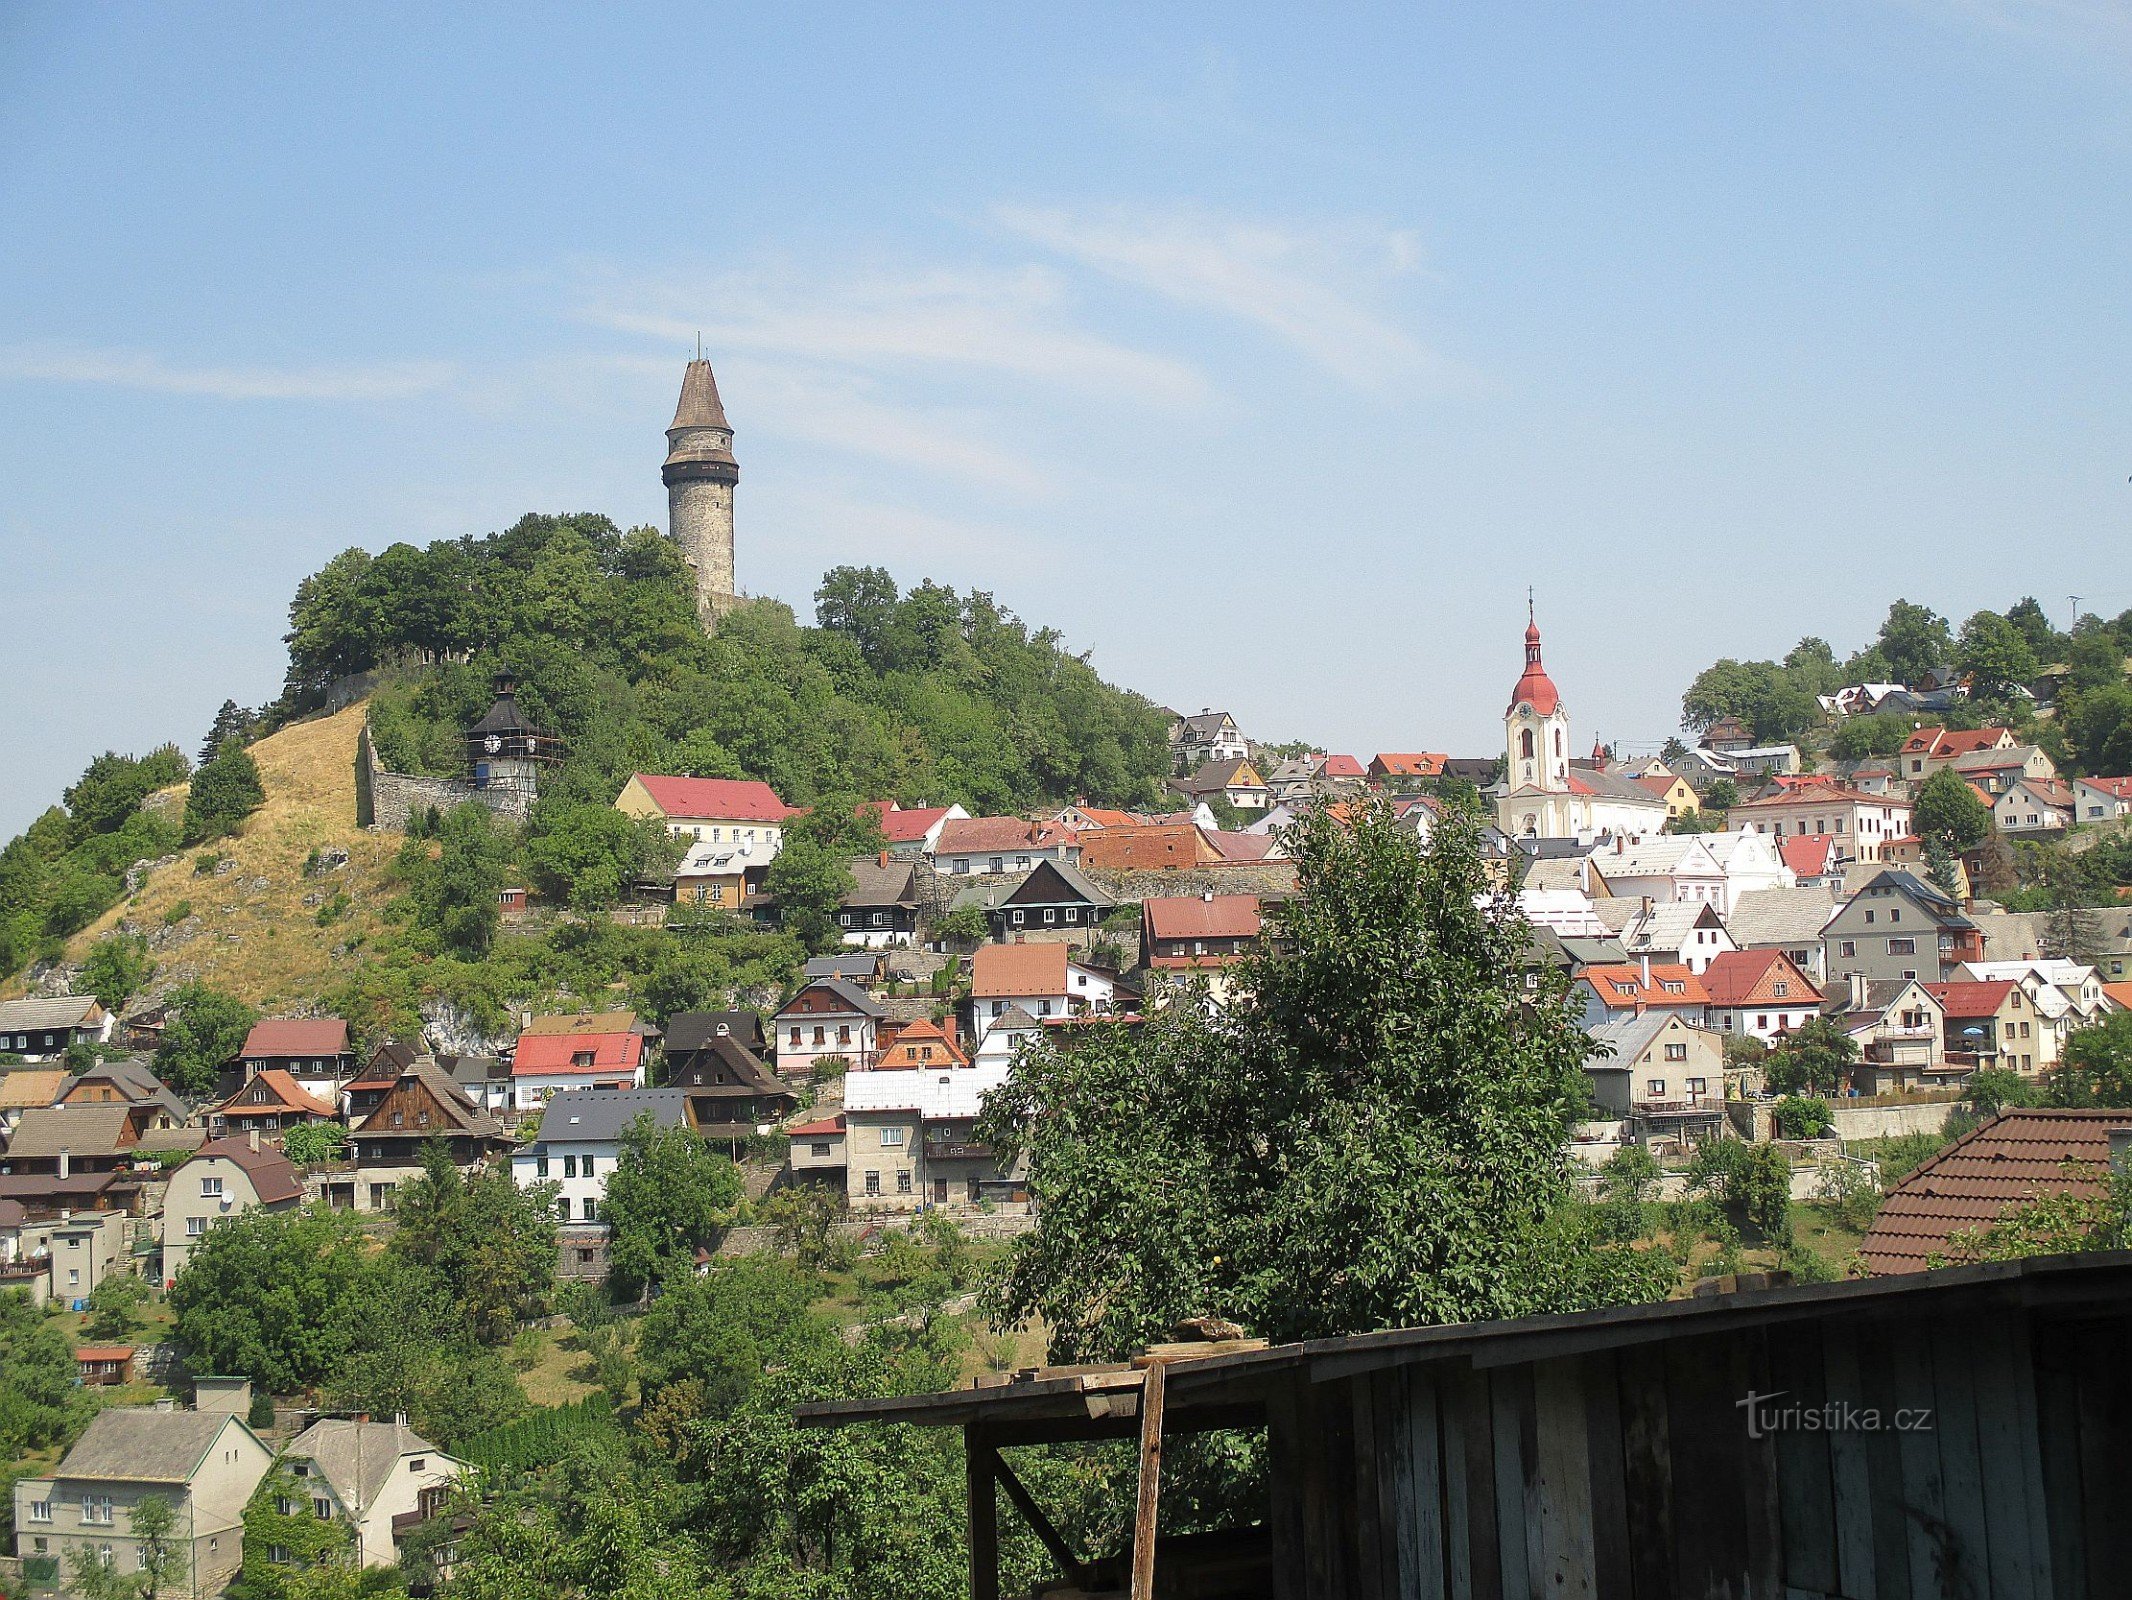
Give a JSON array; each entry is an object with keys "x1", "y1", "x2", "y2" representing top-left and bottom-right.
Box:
[
  {"x1": 0, "y1": 344, "x2": 455, "y2": 401},
  {"x1": 993, "y1": 203, "x2": 1436, "y2": 388},
  {"x1": 587, "y1": 263, "x2": 1209, "y2": 410},
  {"x1": 1891, "y1": 0, "x2": 2132, "y2": 56}
]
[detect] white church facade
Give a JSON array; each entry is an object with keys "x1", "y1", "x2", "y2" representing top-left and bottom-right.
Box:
[{"x1": 1494, "y1": 610, "x2": 1669, "y2": 842}]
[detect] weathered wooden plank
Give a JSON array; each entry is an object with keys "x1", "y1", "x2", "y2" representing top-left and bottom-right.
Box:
[
  {"x1": 1352, "y1": 1372, "x2": 1388, "y2": 1600},
  {"x1": 2001, "y1": 1310, "x2": 2055, "y2": 1599},
  {"x1": 1817, "y1": 1322, "x2": 1877, "y2": 1600},
  {"x1": 1266, "y1": 1380, "x2": 1308, "y2": 1600},
  {"x1": 1490, "y1": 1367, "x2": 1535, "y2": 1600},
  {"x1": 1926, "y1": 1316, "x2": 1994, "y2": 1600},
  {"x1": 1530, "y1": 1357, "x2": 1596, "y2": 1598},
  {"x1": 1616, "y1": 1340, "x2": 1675, "y2": 1600},
  {"x1": 1445, "y1": 1365, "x2": 1491, "y2": 1600},
  {"x1": 1963, "y1": 1314, "x2": 2037, "y2": 1600},
  {"x1": 1130, "y1": 1363, "x2": 1166, "y2": 1600},
  {"x1": 2075, "y1": 1325, "x2": 2132, "y2": 1592},
  {"x1": 993, "y1": 1452, "x2": 1090, "y2": 1591},
  {"x1": 1579, "y1": 1351, "x2": 1632, "y2": 1600},
  {"x1": 1767, "y1": 1322, "x2": 1839, "y2": 1600},
  {"x1": 1736, "y1": 1328, "x2": 1785, "y2": 1600},
  {"x1": 967, "y1": 1423, "x2": 999, "y2": 1600},
  {"x1": 1887, "y1": 1316, "x2": 1947, "y2": 1600},
  {"x1": 1408, "y1": 1366, "x2": 1449, "y2": 1600},
  {"x1": 1851, "y1": 1320, "x2": 1912, "y2": 1600},
  {"x1": 1301, "y1": 1378, "x2": 1342, "y2": 1600},
  {"x1": 2030, "y1": 1321, "x2": 2086, "y2": 1600},
  {"x1": 1665, "y1": 1332, "x2": 1747, "y2": 1600}
]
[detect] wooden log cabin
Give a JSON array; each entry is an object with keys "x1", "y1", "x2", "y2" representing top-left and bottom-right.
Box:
[{"x1": 796, "y1": 1251, "x2": 2132, "y2": 1599}]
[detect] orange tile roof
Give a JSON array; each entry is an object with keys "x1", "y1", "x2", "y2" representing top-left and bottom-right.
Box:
[
  {"x1": 214, "y1": 1069, "x2": 336, "y2": 1119},
  {"x1": 1371, "y1": 752, "x2": 1447, "y2": 778},
  {"x1": 1579, "y1": 964, "x2": 1711, "y2": 1009},
  {"x1": 875, "y1": 1018, "x2": 968, "y2": 1068},
  {"x1": 1143, "y1": 894, "x2": 1262, "y2": 942},
  {"x1": 1078, "y1": 824, "x2": 1221, "y2": 871},
  {"x1": 1861, "y1": 1109, "x2": 2132, "y2": 1274},
  {"x1": 970, "y1": 942, "x2": 1072, "y2": 998},
  {"x1": 1922, "y1": 980, "x2": 2019, "y2": 1020},
  {"x1": 2104, "y1": 982, "x2": 2132, "y2": 1013},
  {"x1": 937, "y1": 817, "x2": 1076, "y2": 854},
  {"x1": 240, "y1": 1018, "x2": 349, "y2": 1057}
]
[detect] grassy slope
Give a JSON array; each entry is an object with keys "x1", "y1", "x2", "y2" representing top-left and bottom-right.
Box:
[{"x1": 55, "y1": 703, "x2": 400, "y2": 1013}]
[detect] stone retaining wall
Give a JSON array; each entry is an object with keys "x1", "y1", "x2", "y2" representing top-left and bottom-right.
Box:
[
  {"x1": 717, "y1": 1207, "x2": 1035, "y2": 1257},
  {"x1": 1831, "y1": 1099, "x2": 1959, "y2": 1142},
  {"x1": 356, "y1": 726, "x2": 532, "y2": 831}
]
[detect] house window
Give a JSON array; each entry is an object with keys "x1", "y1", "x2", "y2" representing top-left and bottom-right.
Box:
[
  {"x1": 581, "y1": 1199, "x2": 596, "y2": 1221},
  {"x1": 1647, "y1": 1080, "x2": 1667, "y2": 1098},
  {"x1": 1888, "y1": 939, "x2": 1916, "y2": 955},
  {"x1": 837, "y1": 1025, "x2": 851, "y2": 1045},
  {"x1": 314, "y1": 1498, "x2": 334, "y2": 1519},
  {"x1": 83, "y1": 1495, "x2": 113, "y2": 1525},
  {"x1": 953, "y1": 860, "x2": 969, "y2": 875},
  {"x1": 1687, "y1": 1078, "x2": 1707, "y2": 1095},
  {"x1": 896, "y1": 1171, "x2": 913, "y2": 1194},
  {"x1": 1864, "y1": 910, "x2": 1875, "y2": 924},
  {"x1": 812, "y1": 1027, "x2": 826, "y2": 1046},
  {"x1": 1773, "y1": 981, "x2": 1789, "y2": 998},
  {"x1": 410, "y1": 1458, "x2": 425, "y2": 1473},
  {"x1": 270, "y1": 1547, "x2": 291, "y2": 1566},
  {"x1": 562, "y1": 1155, "x2": 577, "y2": 1179},
  {"x1": 556, "y1": 1197, "x2": 571, "y2": 1220},
  {"x1": 839, "y1": 913, "x2": 854, "y2": 927},
  {"x1": 880, "y1": 1127, "x2": 905, "y2": 1148},
  {"x1": 989, "y1": 857, "x2": 1004, "y2": 873},
  {"x1": 200, "y1": 1176, "x2": 223, "y2": 1197},
  {"x1": 864, "y1": 1171, "x2": 881, "y2": 1196},
  {"x1": 811, "y1": 1142, "x2": 831, "y2": 1158},
  {"x1": 583, "y1": 1155, "x2": 595, "y2": 1176},
  {"x1": 1038, "y1": 1000, "x2": 1053, "y2": 1016},
  {"x1": 1840, "y1": 942, "x2": 1856, "y2": 958},
  {"x1": 571, "y1": 1050, "x2": 595, "y2": 1068},
  {"x1": 1013, "y1": 910, "x2": 1026, "y2": 925},
  {"x1": 27, "y1": 1500, "x2": 50, "y2": 1523},
  {"x1": 1043, "y1": 909, "x2": 1057, "y2": 924},
  {"x1": 536, "y1": 1155, "x2": 549, "y2": 1177},
  {"x1": 186, "y1": 1216, "x2": 207, "y2": 1237},
  {"x1": 789, "y1": 1027, "x2": 802, "y2": 1047},
  {"x1": 1664, "y1": 1043, "x2": 1688, "y2": 1061}
]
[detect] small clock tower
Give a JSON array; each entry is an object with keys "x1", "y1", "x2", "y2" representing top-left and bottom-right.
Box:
[{"x1": 466, "y1": 673, "x2": 560, "y2": 798}]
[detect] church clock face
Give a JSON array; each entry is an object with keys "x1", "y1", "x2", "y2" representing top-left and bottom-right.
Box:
[{"x1": 484, "y1": 735, "x2": 502, "y2": 754}]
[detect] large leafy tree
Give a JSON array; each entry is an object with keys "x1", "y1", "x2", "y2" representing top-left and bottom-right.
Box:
[
  {"x1": 184, "y1": 741, "x2": 266, "y2": 844},
  {"x1": 168, "y1": 1206, "x2": 382, "y2": 1392},
  {"x1": 762, "y1": 796, "x2": 887, "y2": 951},
  {"x1": 1956, "y1": 610, "x2": 2040, "y2": 701},
  {"x1": 602, "y1": 1113, "x2": 743, "y2": 1299},
  {"x1": 391, "y1": 1139, "x2": 559, "y2": 1342},
  {"x1": 1762, "y1": 1016, "x2": 1860, "y2": 1097},
  {"x1": 982, "y1": 797, "x2": 1674, "y2": 1360},
  {"x1": 2066, "y1": 684, "x2": 2132, "y2": 777},
  {"x1": 2046, "y1": 1013, "x2": 2132, "y2": 1108},
  {"x1": 0, "y1": 1289, "x2": 96, "y2": 1452},
  {"x1": 154, "y1": 982, "x2": 257, "y2": 1097},
  {"x1": 1913, "y1": 766, "x2": 1993, "y2": 852},
  {"x1": 397, "y1": 802, "x2": 511, "y2": 955},
  {"x1": 1875, "y1": 599, "x2": 1954, "y2": 686}
]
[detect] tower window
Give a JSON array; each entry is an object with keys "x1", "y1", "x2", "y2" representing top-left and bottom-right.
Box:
[{"x1": 1520, "y1": 729, "x2": 1535, "y2": 759}]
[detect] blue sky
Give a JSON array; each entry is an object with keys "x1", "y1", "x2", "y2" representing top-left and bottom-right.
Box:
[{"x1": 4, "y1": 2, "x2": 2130, "y2": 833}]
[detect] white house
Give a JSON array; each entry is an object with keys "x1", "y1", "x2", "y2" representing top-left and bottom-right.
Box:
[
  {"x1": 280, "y1": 1418, "x2": 467, "y2": 1567},
  {"x1": 969, "y1": 943, "x2": 1117, "y2": 1037},
  {"x1": 1994, "y1": 778, "x2": 2074, "y2": 835},
  {"x1": 2073, "y1": 776, "x2": 2132, "y2": 825},
  {"x1": 1700, "y1": 949, "x2": 1823, "y2": 1043},
  {"x1": 511, "y1": 1088, "x2": 690, "y2": 1225},
  {"x1": 1609, "y1": 901, "x2": 1738, "y2": 976},
  {"x1": 1700, "y1": 830, "x2": 1798, "y2": 915},
  {"x1": 841, "y1": 1061, "x2": 1013, "y2": 1210},
  {"x1": 1588, "y1": 835, "x2": 1727, "y2": 907},
  {"x1": 771, "y1": 978, "x2": 886, "y2": 1076},
  {"x1": 613, "y1": 773, "x2": 800, "y2": 861},
  {"x1": 1727, "y1": 786, "x2": 1913, "y2": 863},
  {"x1": 930, "y1": 817, "x2": 1081, "y2": 877}
]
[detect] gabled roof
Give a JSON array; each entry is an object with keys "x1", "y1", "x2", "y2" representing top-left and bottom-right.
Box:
[
  {"x1": 1203, "y1": 829, "x2": 1277, "y2": 863},
  {"x1": 1079, "y1": 824, "x2": 1222, "y2": 871},
  {"x1": 1578, "y1": 964, "x2": 1711, "y2": 1009},
  {"x1": 861, "y1": 802, "x2": 957, "y2": 843},
  {"x1": 1371, "y1": 752, "x2": 1447, "y2": 778},
  {"x1": 775, "y1": 977, "x2": 887, "y2": 1019},
  {"x1": 1176, "y1": 758, "x2": 1265, "y2": 794},
  {"x1": 1319, "y1": 754, "x2": 1367, "y2": 780},
  {"x1": 1861, "y1": 1109, "x2": 2132, "y2": 1274},
  {"x1": 1589, "y1": 837, "x2": 1722, "y2": 879},
  {"x1": 511, "y1": 1029, "x2": 646, "y2": 1076},
  {"x1": 1901, "y1": 726, "x2": 2013, "y2": 759},
  {"x1": 1778, "y1": 834, "x2": 1841, "y2": 877},
  {"x1": 1730, "y1": 784, "x2": 1894, "y2": 810},
  {"x1": 5, "y1": 1104, "x2": 137, "y2": 1158},
  {"x1": 1845, "y1": 869, "x2": 1975, "y2": 928},
  {"x1": 0, "y1": 1070, "x2": 65, "y2": 1111},
  {"x1": 54, "y1": 1408, "x2": 250, "y2": 1484},
  {"x1": 786, "y1": 1114, "x2": 845, "y2": 1138},
  {"x1": 213, "y1": 1069, "x2": 334, "y2": 1118},
  {"x1": 876, "y1": 1018, "x2": 969, "y2": 1068},
  {"x1": 1585, "y1": 1011, "x2": 1702, "y2": 1070},
  {"x1": 1178, "y1": 711, "x2": 1237, "y2": 740},
  {"x1": 352, "y1": 1063, "x2": 505, "y2": 1138},
  {"x1": 2077, "y1": 776, "x2": 2132, "y2": 800},
  {"x1": 1701, "y1": 949, "x2": 1820, "y2": 1009},
  {"x1": 666, "y1": 1034, "x2": 783, "y2": 1094},
  {"x1": 1621, "y1": 901, "x2": 1728, "y2": 958},
  {"x1": 802, "y1": 953, "x2": 881, "y2": 983},
  {"x1": 526, "y1": 1088, "x2": 690, "y2": 1145},
  {"x1": 842, "y1": 856, "x2": 919, "y2": 909},
  {"x1": 239, "y1": 1018, "x2": 349, "y2": 1058},
  {"x1": 183, "y1": 1137, "x2": 303, "y2": 1205},
  {"x1": 627, "y1": 774, "x2": 798, "y2": 823},
  {"x1": 1143, "y1": 893, "x2": 1262, "y2": 942},
  {"x1": 286, "y1": 1418, "x2": 449, "y2": 1510},
  {"x1": 1001, "y1": 859, "x2": 1114, "y2": 908},
  {"x1": 971, "y1": 942, "x2": 1072, "y2": 998},
  {"x1": 521, "y1": 1011, "x2": 644, "y2": 1036},
  {"x1": 664, "y1": 1010, "x2": 769, "y2": 1055},
  {"x1": 0, "y1": 996, "x2": 104, "y2": 1032},
  {"x1": 843, "y1": 1062, "x2": 1010, "y2": 1118},
  {"x1": 1922, "y1": 980, "x2": 2020, "y2": 1019},
  {"x1": 936, "y1": 816, "x2": 1077, "y2": 855}
]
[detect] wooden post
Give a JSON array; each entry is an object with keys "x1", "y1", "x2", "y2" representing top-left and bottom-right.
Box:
[
  {"x1": 1132, "y1": 1361, "x2": 1168, "y2": 1600},
  {"x1": 995, "y1": 1452, "x2": 1090, "y2": 1590},
  {"x1": 967, "y1": 1422, "x2": 999, "y2": 1600}
]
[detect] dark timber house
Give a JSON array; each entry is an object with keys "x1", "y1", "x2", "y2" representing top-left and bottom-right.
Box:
[{"x1": 797, "y1": 1251, "x2": 2132, "y2": 1599}]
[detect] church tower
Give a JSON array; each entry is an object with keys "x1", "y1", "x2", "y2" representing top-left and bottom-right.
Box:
[
  {"x1": 663, "y1": 354, "x2": 739, "y2": 624},
  {"x1": 1505, "y1": 603, "x2": 1571, "y2": 795}
]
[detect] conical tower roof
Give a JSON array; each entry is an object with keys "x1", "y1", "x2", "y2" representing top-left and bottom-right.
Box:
[{"x1": 669, "y1": 358, "x2": 730, "y2": 432}]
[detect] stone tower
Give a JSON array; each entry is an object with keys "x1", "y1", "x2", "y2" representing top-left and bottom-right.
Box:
[{"x1": 663, "y1": 355, "x2": 738, "y2": 624}]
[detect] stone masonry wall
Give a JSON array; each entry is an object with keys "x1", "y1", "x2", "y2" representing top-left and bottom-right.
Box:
[{"x1": 357, "y1": 726, "x2": 532, "y2": 831}]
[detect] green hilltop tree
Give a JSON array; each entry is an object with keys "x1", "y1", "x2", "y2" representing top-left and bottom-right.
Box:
[
  {"x1": 183, "y1": 742, "x2": 266, "y2": 844},
  {"x1": 79, "y1": 931, "x2": 156, "y2": 1010},
  {"x1": 1875, "y1": 599, "x2": 1954, "y2": 686},
  {"x1": 761, "y1": 795, "x2": 886, "y2": 952},
  {"x1": 602, "y1": 1112, "x2": 744, "y2": 1301},
  {"x1": 154, "y1": 982, "x2": 256, "y2": 1097},
  {"x1": 1956, "y1": 610, "x2": 2040, "y2": 702},
  {"x1": 1913, "y1": 766, "x2": 1993, "y2": 852}
]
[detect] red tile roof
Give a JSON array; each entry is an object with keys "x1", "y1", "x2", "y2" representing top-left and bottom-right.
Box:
[
  {"x1": 1861, "y1": 1109, "x2": 2131, "y2": 1273},
  {"x1": 876, "y1": 1018, "x2": 969, "y2": 1068},
  {"x1": 1320, "y1": 754, "x2": 1367, "y2": 779},
  {"x1": 629, "y1": 774, "x2": 798, "y2": 822},
  {"x1": 1730, "y1": 785, "x2": 1889, "y2": 810},
  {"x1": 861, "y1": 802, "x2": 954, "y2": 843},
  {"x1": 1507, "y1": 618, "x2": 1561, "y2": 717},
  {"x1": 240, "y1": 1018, "x2": 349, "y2": 1058},
  {"x1": 213, "y1": 1069, "x2": 336, "y2": 1119},
  {"x1": 75, "y1": 1346, "x2": 135, "y2": 1362},
  {"x1": 1634, "y1": 774, "x2": 1682, "y2": 798},
  {"x1": 970, "y1": 943, "x2": 1071, "y2": 998},
  {"x1": 1900, "y1": 727, "x2": 2013, "y2": 759},
  {"x1": 1143, "y1": 894, "x2": 1262, "y2": 942},
  {"x1": 1078, "y1": 825, "x2": 1220, "y2": 871},
  {"x1": 785, "y1": 1115, "x2": 845, "y2": 1138},
  {"x1": 1700, "y1": 949, "x2": 1820, "y2": 1009},
  {"x1": 1371, "y1": 753, "x2": 1447, "y2": 778},
  {"x1": 2081, "y1": 776, "x2": 2132, "y2": 800},
  {"x1": 1779, "y1": 834, "x2": 1840, "y2": 876},
  {"x1": 937, "y1": 817, "x2": 1076, "y2": 855},
  {"x1": 1922, "y1": 980, "x2": 2019, "y2": 1020},
  {"x1": 511, "y1": 1030, "x2": 646, "y2": 1076},
  {"x1": 2104, "y1": 982, "x2": 2132, "y2": 1013}
]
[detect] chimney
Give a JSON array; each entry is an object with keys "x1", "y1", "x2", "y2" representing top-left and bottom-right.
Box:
[
  {"x1": 1203, "y1": 890, "x2": 1214, "y2": 902},
  {"x1": 1848, "y1": 970, "x2": 1867, "y2": 1010},
  {"x1": 247, "y1": 1128, "x2": 260, "y2": 1153},
  {"x1": 57, "y1": 1152, "x2": 68, "y2": 1180},
  {"x1": 1640, "y1": 955, "x2": 1651, "y2": 988},
  {"x1": 879, "y1": 850, "x2": 890, "y2": 868}
]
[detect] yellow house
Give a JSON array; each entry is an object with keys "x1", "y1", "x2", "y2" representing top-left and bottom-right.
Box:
[
  {"x1": 613, "y1": 773, "x2": 800, "y2": 855},
  {"x1": 1637, "y1": 773, "x2": 1701, "y2": 821}
]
